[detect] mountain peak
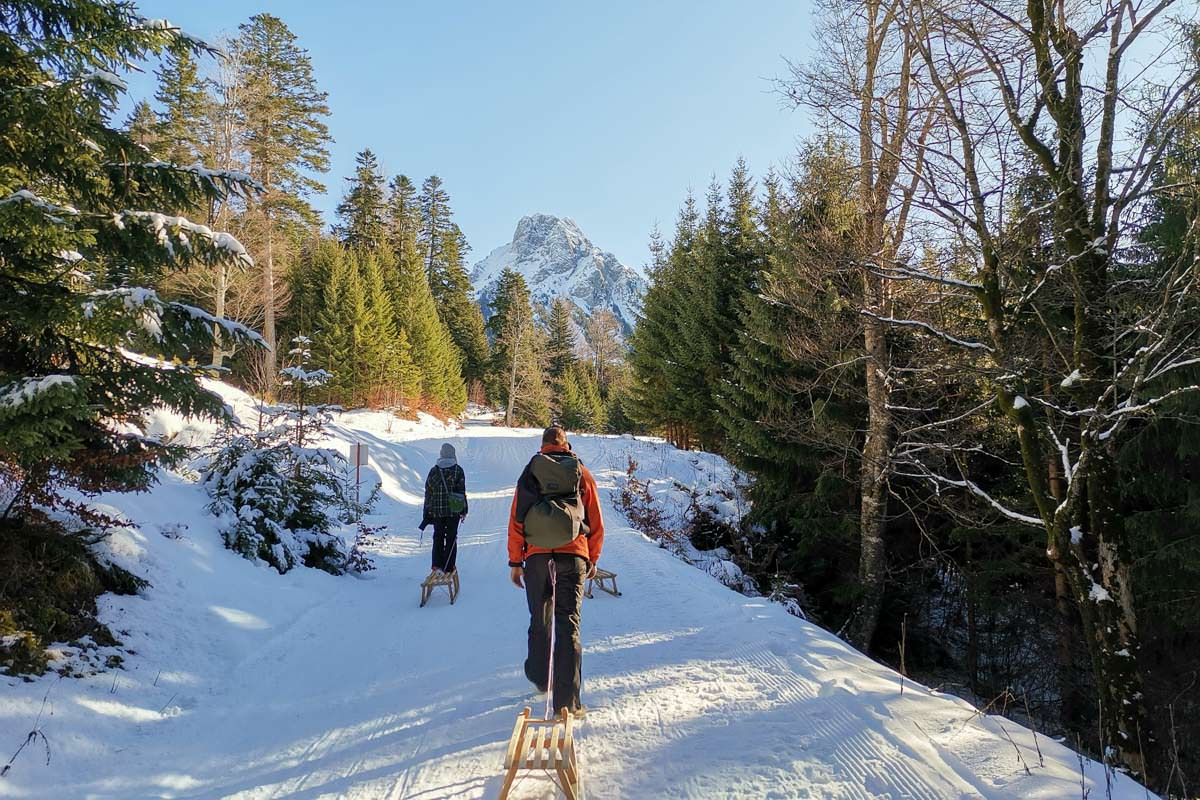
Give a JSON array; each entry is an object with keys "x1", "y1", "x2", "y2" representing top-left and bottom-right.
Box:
[{"x1": 471, "y1": 214, "x2": 645, "y2": 332}]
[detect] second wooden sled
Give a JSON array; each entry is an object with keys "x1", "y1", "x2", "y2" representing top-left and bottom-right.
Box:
[
  {"x1": 419, "y1": 570, "x2": 459, "y2": 607},
  {"x1": 584, "y1": 567, "x2": 621, "y2": 599},
  {"x1": 498, "y1": 707, "x2": 582, "y2": 800}
]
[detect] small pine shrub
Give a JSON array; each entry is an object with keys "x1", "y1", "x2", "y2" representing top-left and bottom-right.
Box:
[{"x1": 204, "y1": 340, "x2": 375, "y2": 575}]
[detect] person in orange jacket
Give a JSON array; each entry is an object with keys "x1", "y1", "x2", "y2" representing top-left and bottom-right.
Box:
[{"x1": 508, "y1": 426, "x2": 604, "y2": 716}]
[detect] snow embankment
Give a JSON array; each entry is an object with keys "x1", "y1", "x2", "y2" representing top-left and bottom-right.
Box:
[{"x1": 0, "y1": 380, "x2": 1154, "y2": 799}]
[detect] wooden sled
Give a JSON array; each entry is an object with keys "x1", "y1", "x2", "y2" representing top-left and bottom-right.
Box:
[
  {"x1": 419, "y1": 570, "x2": 459, "y2": 607},
  {"x1": 584, "y1": 567, "x2": 621, "y2": 599},
  {"x1": 499, "y1": 707, "x2": 582, "y2": 800}
]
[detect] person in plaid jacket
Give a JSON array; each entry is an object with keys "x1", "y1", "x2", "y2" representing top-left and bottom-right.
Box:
[{"x1": 421, "y1": 443, "x2": 468, "y2": 573}]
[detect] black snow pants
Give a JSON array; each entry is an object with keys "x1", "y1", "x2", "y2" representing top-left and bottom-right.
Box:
[
  {"x1": 522, "y1": 553, "x2": 587, "y2": 713},
  {"x1": 431, "y1": 516, "x2": 460, "y2": 572}
]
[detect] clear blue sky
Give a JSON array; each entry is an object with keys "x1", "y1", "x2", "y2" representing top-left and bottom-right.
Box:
[{"x1": 123, "y1": 1, "x2": 816, "y2": 271}]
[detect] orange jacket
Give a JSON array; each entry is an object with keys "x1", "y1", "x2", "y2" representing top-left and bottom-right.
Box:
[{"x1": 507, "y1": 444, "x2": 604, "y2": 566}]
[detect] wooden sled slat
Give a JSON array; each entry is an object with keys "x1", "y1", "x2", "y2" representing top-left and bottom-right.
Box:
[
  {"x1": 499, "y1": 707, "x2": 581, "y2": 800},
  {"x1": 419, "y1": 570, "x2": 460, "y2": 607}
]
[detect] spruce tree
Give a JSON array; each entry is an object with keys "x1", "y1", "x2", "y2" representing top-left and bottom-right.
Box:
[
  {"x1": 357, "y1": 249, "x2": 413, "y2": 406},
  {"x1": 385, "y1": 246, "x2": 466, "y2": 413},
  {"x1": 437, "y1": 224, "x2": 491, "y2": 387},
  {"x1": 312, "y1": 246, "x2": 357, "y2": 403},
  {"x1": 233, "y1": 13, "x2": 332, "y2": 386},
  {"x1": 334, "y1": 148, "x2": 387, "y2": 250},
  {"x1": 629, "y1": 196, "x2": 705, "y2": 448},
  {"x1": 385, "y1": 174, "x2": 420, "y2": 257},
  {"x1": 488, "y1": 269, "x2": 549, "y2": 426},
  {"x1": 125, "y1": 99, "x2": 161, "y2": 153},
  {"x1": 418, "y1": 174, "x2": 452, "y2": 283},
  {"x1": 0, "y1": 0, "x2": 261, "y2": 524},
  {"x1": 153, "y1": 43, "x2": 209, "y2": 166},
  {"x1": 546, "y1": 298, "x2": 579, "y2": 381}
]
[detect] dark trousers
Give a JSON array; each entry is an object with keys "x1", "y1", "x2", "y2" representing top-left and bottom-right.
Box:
[
  {"x1": 523, "y1": 553, "x2": 587, "y2": 713},
  {"x1": 431, "y1": 516, "x2": 460, "y2": 572}
]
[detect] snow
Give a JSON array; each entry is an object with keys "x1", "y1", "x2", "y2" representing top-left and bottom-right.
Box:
[
  {"x1": 0, "y1": 381, "x2": 1154, "y2": 799},
  {"x1": 82, "y1": 69, "x2": 127, "y2": 91},
  {"x1": 471, "y1": 214, "x2": 645, "y2": 333},
  {"x1": 1060, "y1": 369, "x2": 1082, "y2": 388},
  {"x1": 0, "y1": 189, "x2": 79, "y2": 217},
  {"x1": 0, "y1": 374, "x2": 78, "y2": 408},
  {"x1": 1012, "y1": 395, "x2": 1028, "y2": 410},
  {"x1": 1070, "y1": 525, "x2": 1084, "y2": 545},
  {"x1": 1090, "y1": 582, "x2": 1113, "y2": 603}
]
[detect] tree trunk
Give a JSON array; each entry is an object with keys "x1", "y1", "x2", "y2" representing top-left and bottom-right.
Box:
[
  {"x1": 506, "y1": 322, "x2": 523, "y2": 427},
  {"x1": 213, "y1": 261, "x2": 228, "y2": 367},
  {"x1": 849, "y1": 305, "x2": 891, "y2": 651}
]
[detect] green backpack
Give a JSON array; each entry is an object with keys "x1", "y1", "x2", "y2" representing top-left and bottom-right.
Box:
[{"x1": 523, "y1": 452, "x2": 587, "y2": 549}]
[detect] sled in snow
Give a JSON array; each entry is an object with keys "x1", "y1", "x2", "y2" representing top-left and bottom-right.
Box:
[
  {"x1": 419, "y1": 570, "x2": 459, "y2": 607},
  {"x1": 499, "y1": 707, "x2": 582, "y2": 800},
  {"x1": 584, "y1": 567, "x2": 620, "y2": 599}
]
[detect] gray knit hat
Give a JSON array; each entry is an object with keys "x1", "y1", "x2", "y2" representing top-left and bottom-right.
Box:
[{"x1": 440, "y1": 442, "x2": 456, "y2": 460}]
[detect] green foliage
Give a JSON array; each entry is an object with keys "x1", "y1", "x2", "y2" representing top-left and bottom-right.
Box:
[
  {"x1": 0, "y1": 0, "x2": 264, "y2": 524},
  {"x1": 559, "y1": 363, "x2": 605, "y2": 432},
  {"x1": 488, "y1": 269, "x2": 550, "y2": 425},
  {"x1": 234, "y1": 13, "x2": 331, "y2": 226},
  {"x1": 205, "y1": 352, "x2": 372, "y2": 575},
  {"x1": 153, "y1": 44, "x2": 209, "y2": 165},
  {"x1": 334, "y1": 149, "x2": 387, "y2": 250}
]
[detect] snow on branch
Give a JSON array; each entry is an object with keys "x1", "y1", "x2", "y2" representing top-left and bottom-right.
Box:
[
  {"x1": 860, "y1": 311, "x2": 994, "y2": 352},
  {"x1": 115, "y1": 211, "x2": 253, "y2": 267},
  {"x1": 0, "y1": 375, "x2": 80, "y2": 409},
  {"x1": 873, "y1": 263, "x2": 983, "y2": 291},
  {"x1": 0, "y1": 189, "x2": 80, "y2": 219},
  {"x1": 138, "y1": 161, "x2": 263, "y2": 195},
  {"x1": 907, "y1": 466, "x2": 1044, "y2": 527},
  {"x1": 171, "y1": 303, "x2": 267, "y2": 350}
]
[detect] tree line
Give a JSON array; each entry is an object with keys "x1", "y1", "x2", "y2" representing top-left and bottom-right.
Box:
[
  {"x1": 127, "y1": 13, "x2": 629, "y2": 426},
  {"x1": 629, "y1": 0, "x2": 1200, "y2": 790}
]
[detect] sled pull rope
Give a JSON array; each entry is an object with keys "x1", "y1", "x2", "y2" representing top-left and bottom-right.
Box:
[{"x1": 545, "y1": 558, "x2": 558, "y2": 719}]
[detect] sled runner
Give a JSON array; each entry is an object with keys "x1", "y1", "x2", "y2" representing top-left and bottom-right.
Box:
[
  {"x1": 419, "y1": 570, "x2": 459, "y2": 607},
  {"x1": 584, "y1": 567, "x2": 620, "y2": 599},
  {"x1": 499, "y1": 707, "x2": 582, "y2": 800}
]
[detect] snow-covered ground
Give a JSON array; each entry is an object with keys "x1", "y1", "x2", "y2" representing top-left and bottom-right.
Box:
[{"x1": 0, "y1": 384, "x2": 1153, "y2": 799}]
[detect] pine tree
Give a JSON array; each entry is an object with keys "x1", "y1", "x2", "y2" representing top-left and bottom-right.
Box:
[
  {"x1": 334, "y1": 149, "x2": 387, "y2": 250},
  {"x1": 415, "y1": 177, "x2": 488, "y2": 385},
  {"x1": 234, "y1": 13, "x2": 332, "y2": 389},
  {"x1": 418, "y1": 174, "x2": 452, "y2": 283},
  {"x1": 153, "y1": 44, "x2": 209, "y2": 166},
  {"x1": 385, "y1": 174, "x2": 420, "y2": 258},
  {"x1": 312, "y1": 247, "x2": 357, "y2": 402},
  {"x1": 358, "y1": 250, "x2": 414, "y2": 406},
  {"x1": 0, "y1": 0, "x2": 261, "y2": 524},
  {"x1": 546, "y1": 298, "x2": 579, "y2": 380},
  {"x1": 488, "y1": 269, "x2": 549, "y2": 426},
  {"x1": 629, "y1": 196, "x2": 705, "y2": 448},
  {"x1": 385, "y1": 247, "x2": 466, "y2": 413},
  {"x1": 125, "y1": 100, "x2": 161, "y2": 154},
  {"x1": 437, "y1": 224, "x2": 491, "y2": 387}
]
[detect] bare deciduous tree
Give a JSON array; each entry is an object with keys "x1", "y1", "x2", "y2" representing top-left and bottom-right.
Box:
[
  {"x1": 781, "y1": 0, "x2": 933, "y2": 650},
  {"x1": 883, "y1": 0, "x2": 1200, "y2": 776}
]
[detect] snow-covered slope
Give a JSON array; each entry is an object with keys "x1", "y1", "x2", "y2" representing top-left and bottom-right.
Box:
[
  {"x1": 0, "y1": 383, "x2": 1154, "y2": 799},
  {"x1": 471, "y1": 214, "x2": 645, "y2": 332}
]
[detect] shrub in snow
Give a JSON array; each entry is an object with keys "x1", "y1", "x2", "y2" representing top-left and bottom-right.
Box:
[{"x1": 204, "y1": 343, "x2": 376, "y2": 575}]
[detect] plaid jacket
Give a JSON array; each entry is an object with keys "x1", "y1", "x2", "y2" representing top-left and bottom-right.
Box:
[{"x1": 423, "y1": 464, "x2": 467, "y2": 520}]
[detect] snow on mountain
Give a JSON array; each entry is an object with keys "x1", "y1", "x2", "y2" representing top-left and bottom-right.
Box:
[{"x1": 471, "y1": 213, "x2": 646, "y2": 333}]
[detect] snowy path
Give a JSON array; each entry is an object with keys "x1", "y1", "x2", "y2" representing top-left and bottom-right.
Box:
[{"x1": 0, "y1": 412, "x2": 1150, "y2": 799}]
